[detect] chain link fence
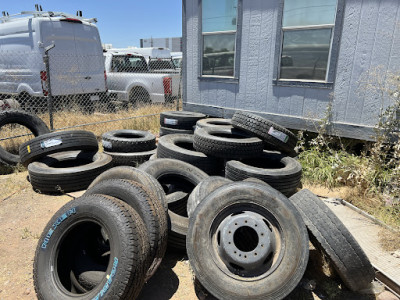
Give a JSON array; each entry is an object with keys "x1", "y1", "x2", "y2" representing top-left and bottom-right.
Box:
[{"x1": 0, "y1": 50, "x2": 182, "y2": 157}]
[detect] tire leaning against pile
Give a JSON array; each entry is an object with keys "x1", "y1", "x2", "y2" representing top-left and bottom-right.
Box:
[
  {"x1": 193, "y1": 126, "x2": 264, "y2": 159},
  {"x1": 225, "y1": 151, "x2": 302, "y2": 197},
  {"x1": 102, "y1": 129, "x2": 156, "y2": 153},
  {"x1": 0, "y1": 110, "x2": 50, "y2": 166},
  {"x1": 157, "y1": 134, "x2": 223, "y2": 174},
  {"x1": 160, "y1": 111, "x2": 206, "y2": 130},
  {"x1": 20, "y1": 130, "x2": 99, "y2": 167},
  {"x1": 232, "y1": 111, "x2": 298, "y2": 156},
  {"x1": 159, "y1": 126, "x2": 194, "y2": 136},
  {"x1": 195, "y1": 118, "x2": 232, "y2": 129},
  {"x1": 289, "y1": 189, "x2": 375, "y2": 291},
  {"x1": 34, "y1": 194, "x2": 148, "y2": 300},
  {"x1": 28, "y1": 151, "x2": 112, "y2": 193}
]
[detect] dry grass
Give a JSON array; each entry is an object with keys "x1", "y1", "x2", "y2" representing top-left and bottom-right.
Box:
[{"x1": 379, "y1": 229, "x2": 400, "y2": 252}]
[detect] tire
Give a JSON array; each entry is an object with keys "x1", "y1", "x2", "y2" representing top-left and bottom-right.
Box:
[
  {"x1": 88, "y1": 166, "x2": 167, "y2": 212},
  {"x1": 102, "y1": 130, "x2": 156, "y2": 153},
  {"x1": 232, "y1": 111, "x2": 298, "y2": 156},
  {"x1": 160, "y1": 111, "x2": 206, "y2": 130},
  {"x1": 149, "y1": 153, "x2": 157, "y2": 160},
  {"x1": 168, "y1": 211, "x2": 189, "y2": 251},
  {"x1": 195, "y1": 118, "x2": 232, "y2": 130},
  {"x1": 34, "y1": 194, "x2": 148, "y2": 300},
  {"x1": 105, "y1": 149, "x2": 156, "y2": 167},
  {"x1": 193, "y1": 127, "x2": 264, "y2": 159},
  {"x1": 85, "y1": 179, "x2": 168, "y2": 281},
  {"x1": 225, "y1": 151, "x2": 302, "y2": 197},
  {"x1": 187, "y1": 181, "x2": 309, "y2": 300},
  {"x1": 187, "y1": 176, "x2": 232, "y2": 218},
  {"x1": 20, "y1": 130, "x2": 99, "y2": 167},
  {"x1": 289, "y1": 189, "x2": 375, "y2": 291},
  {"x1": 157, "y1": 134, "x2": 223, "y2": 175},
  {"x1": 129, "y1": 87, "x2": 150, "y2": 107},
  {"x1": 28, "y1": 151, "x2": 112, "y2": 193},
  {"x1": 159, "y1": 126, "x2": 194, "y2": 136},
  {"x1": 0, "y1": 110, "x2": 50, "y2": 166},
  {"x1": 167, "y1": 191, "x2": 189, "y2": 217}
]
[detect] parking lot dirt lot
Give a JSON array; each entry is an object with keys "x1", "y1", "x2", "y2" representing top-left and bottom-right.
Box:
[{"x1": 0, "y1": 171, "x2": 385, "y2": 300}]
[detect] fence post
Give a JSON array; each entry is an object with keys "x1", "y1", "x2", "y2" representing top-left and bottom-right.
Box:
[{"x1": 43, "y1": 44, "x2": 55, "y2": 131}]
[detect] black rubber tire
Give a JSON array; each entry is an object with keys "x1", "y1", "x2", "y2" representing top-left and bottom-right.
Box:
[
  {"x1": 159, "y1": 126, "x2": 194, "y2": 136},
  {"x1": 193, "y1": 127, "x2": 264, "y2": 159},
  {"x1": 28, "y1": 151, "x2": 112, "y2": 194},
  {"x1": 160, "y1": 111, "x2": 206, "y2": 130},
  {"x1": 149, "y1": 153, "x2": 157, "y2": 160},
  {"x1": 232, "y1": 111, "x2": 298, "y2": 156},
  {"x1": 105, "y1": 149, "x2": 156, "y2": 167},
  {"x1": 225, "y1": 151, "x2": 302, "y2": 197},
  {"x1": 289, "y1": 189, "x2": 375, "y2": 291},
  {"x1": 88, "y1": 166, "x2": 167, "y2": 212},
  {"x1": 195, "y1": 118, "x2": 232, "y2": 130},
  {"x1": 167, "y1": 191, "x2": 189, "y2": 217},
  {"x1": 102, "y1": 130, "x2": 156, "y2": 153},
  {"x1": 20, "y1": 130, "x2": 99, "y2": 167},
  {"x1": 187, "y1": 176, "x2": 232, "y2": 218},
  {"x1": 84, "y1": 179, "x2": 167, "y2": 280},
  {"x1": 168, "y1": 211, "x2": 189, "y2": 251},
  {"x1": 157, "y1": 134, "x2": 223, "y2": 175},
  {"x1": 187, "y1": 181, "x2": 309, "y2": 300},
  {"x1": 0, "y1": 109, "x2": 50, "y2": 166},
  {"x1": 33, "y1": 194, "x2": 147, "y2": 300}
]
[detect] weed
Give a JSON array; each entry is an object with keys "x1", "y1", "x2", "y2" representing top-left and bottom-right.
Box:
[{"x1": 21, "y1": 227, "x2": 40, "y2": 240}]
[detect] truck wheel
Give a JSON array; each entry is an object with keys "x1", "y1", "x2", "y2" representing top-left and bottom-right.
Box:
[{"x1": 130, "y1": 87, "x2": 150, "y2": 107}]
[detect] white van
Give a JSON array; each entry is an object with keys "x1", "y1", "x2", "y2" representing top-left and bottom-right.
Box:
[{"x1": 0, "y1": 9, "x2": 107, "y2": 107}]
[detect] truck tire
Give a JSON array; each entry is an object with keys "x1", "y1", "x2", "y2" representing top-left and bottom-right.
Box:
[
  {"x1": 159, "y1": 126, "x2": 194, "y2": 136},
  {"x1": 0, "y1": 110, "x2": 50, "y2": 166},
  {"x1": 187, "y1": 181, "x2": 309, "y2": 300},
  {"x1": 102, "y1": 130, "x2": 156, "y2": 153},
  {"x1": 28, "y1": 151, "x2": 112, "y2": 193},
  {"x1": 193, "y1": 127, "x2": 264, "y2": 159},
  {"x1": 34, "y1": 194, "x2": 148, "y2": 300},
  {"x1": 88, "y1": 166, "x2": 167, "y2": 212},
  {"x1": 85, "y1": 179, "x2": 168, "y2": 280},
  {"x1": 187, "y1": 176, "x2": 232, "y2": 218},
  {"x1": 195, "y1": 118, "x2": 232, "y2": 130},
  {"x1": 157, "y1": 134, "x2": 223, "y2": 175},
  {"x1": 160, "y1": 111, "x2": 206, "y2": 130},
  {"x1": 225, "y1": 151, "x2": 302, "y2": 197},
  {"x1": 129, "y1": 87, "x2": 150, "y2": 107},
  {"x1": 289, "y1": 189, "x2": 375, "y2": 291},
  {"x1": 232, "y1": 111, "x2": 298, "y2": 156},
  {"x1": 20, "y1": 130, "x2": 99, "y2": 167},
  {"x1": 105, "y1": 149, "x2": 156, "y2": 167}
]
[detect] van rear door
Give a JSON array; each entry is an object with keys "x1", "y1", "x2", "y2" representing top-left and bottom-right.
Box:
[
  {"x1": 40, "y1": 20, "x2": 82, "y2": 96},
  {"x1": 72, "y1": 23, "x2": 106, "y2": 96}
]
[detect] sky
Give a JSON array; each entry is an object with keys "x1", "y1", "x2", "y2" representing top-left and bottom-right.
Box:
[{"x1": 1, "y1": 0, "x2": 182, "y2": 48}]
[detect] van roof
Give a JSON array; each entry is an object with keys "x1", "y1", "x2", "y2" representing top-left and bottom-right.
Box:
[{"x1": 0, "y1": 10, "x2": 97, "y2": 25}]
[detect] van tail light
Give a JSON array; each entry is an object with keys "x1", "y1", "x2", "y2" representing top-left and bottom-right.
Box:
[
  {"x1": 40, "y1": 71, "x2": 49, "y2": 96},
  {"x1": 163, "y1": 77, "x2": 172, "y2": 95}
]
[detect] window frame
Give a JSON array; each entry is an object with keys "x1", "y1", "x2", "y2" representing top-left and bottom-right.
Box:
[
  {"x1": 198, "y1": 0, "x2": 242, "y2": 83},
  {"x1": 273, "y1": 0, "x2": 345, "y2": 89}
]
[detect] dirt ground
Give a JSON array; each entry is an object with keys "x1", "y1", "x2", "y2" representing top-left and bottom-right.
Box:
[{"x1": 0, "y1": 172, "x2": 394, "y2": 300}]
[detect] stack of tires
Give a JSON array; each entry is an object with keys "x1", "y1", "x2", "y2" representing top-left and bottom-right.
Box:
[
  {"x1": 159, "y1": 111, "x2": 206, "y2": 136},
  {"x1": 19, "y1": 130, "x2": 112, "y2": 194},
  {"x1": 101, "y1": 129, "x2": 157, "y2": 167}
]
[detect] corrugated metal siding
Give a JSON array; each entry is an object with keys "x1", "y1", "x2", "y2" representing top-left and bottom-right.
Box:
[{"x1": 184, "y1": 0, "x2": 400, "y2": 139}]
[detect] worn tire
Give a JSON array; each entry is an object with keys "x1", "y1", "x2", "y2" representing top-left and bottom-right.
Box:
[
  {"x1": 187, "y1": 176, "x2": 232, "y2": 218},
  {"x1": 157, "y1": 134, "x2": 223, "y2": 175},
  {"x1": 160, "y1": 111, "x2": 206, "y2": 130},
  {"x1": 193, "y1": 126, "x2": 264, "y2": 159},
  {"x1": 289, "y1": 189, "x2": 375, "y2": 291},
  {"x1": 187, "y1": 181, "x2": 309, "y2": 300},
  {"x1": 20, "y1": 130, "x2": 98, "y2": 167},
  {"x1": 0, "y1": 109, "x2": 50, "y2": 166},
  {"x1": 88, "y1": 166, "x2": 167, "y2": 212},
  {"x1": 85, "y1": 179, "x2": 168, "y2": 280},
  {"x1": 105, "y1": 149, "x2": 156, "y2": 167},
  {"x1": 159, "y1": 126, "x2": 194, "y2": 136},
  {"x1": 225, "y1": 151, "x2": 302, "y2": 197},
  {"x1": 102, "y1": 130, "x2": 156, "y2": 153},
  {"x1": 232, "y1": 111, "x2": 297, "y2": 156},
  {"x1": 33, "y1": 194, "x2": 147, "y2": 300},
  {"x1": 195, "y1": 118, "x2": 232, "y2": 130},
  {"x1": 28, "y1": 151, "x2": 112, "y2": 193}
]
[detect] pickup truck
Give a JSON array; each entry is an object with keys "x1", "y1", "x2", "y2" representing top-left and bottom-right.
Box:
[{"x1": 104, "y1": 51, "x2": 180, "y2": 106}]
